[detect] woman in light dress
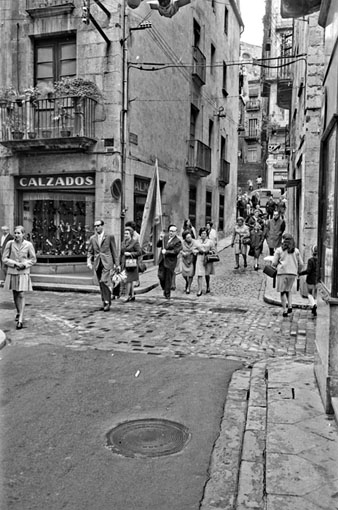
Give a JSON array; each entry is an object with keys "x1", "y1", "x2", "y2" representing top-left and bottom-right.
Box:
[
  {"x1": 231, "y1": 217, "x2": 250, "y2": 269},
  {"x1": 181, "y1": 230, "x2": 197, "y2": 294},
  {"x1": 2, "y1": 225, "x2": 37, "y2": 329},
  {"x1": 193, "y1": 227, "x2": 215, "y2": 296}
]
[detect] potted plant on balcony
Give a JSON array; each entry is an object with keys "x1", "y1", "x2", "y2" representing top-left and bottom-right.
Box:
[
  {"x1": 53, "y1": 105, "x2": 73, "y2": 137},
  {"x1": 9, "y1": 111, "x2": 25, "y2": 139},
  {"x1": 53, "y1": 77, "x2": 102, "y2": 101},
  {"x1": 0, "y1": 87, "x2": 16, "y2": 107}
]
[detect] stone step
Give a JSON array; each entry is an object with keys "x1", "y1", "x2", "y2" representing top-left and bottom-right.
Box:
[{"x1": 30, "y1": 273, "x2": 94, "y2": 286}]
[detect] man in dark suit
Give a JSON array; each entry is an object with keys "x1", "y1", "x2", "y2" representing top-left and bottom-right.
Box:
[
  {"x1": 0, "y1": 225, "x2": 14, "y2": 280},
  {"x1": 87, "y1": 219, "x2": 119, "y2": 311},
  {"x1": 157, "y1": 224, "x2": 182, "y2": 299}
]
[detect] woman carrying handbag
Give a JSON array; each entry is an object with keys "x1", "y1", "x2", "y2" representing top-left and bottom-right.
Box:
[{"x1": 121, "y1": 227, "x2": 142, "y2": 302}]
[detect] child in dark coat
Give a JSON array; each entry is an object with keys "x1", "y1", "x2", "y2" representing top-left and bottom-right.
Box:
[
  {"x1": 299, "y1": 245, "x2": 318, "y2": 315},
  {"x1": 249, "y1": 224, "x2": 264, "y2": 270}
]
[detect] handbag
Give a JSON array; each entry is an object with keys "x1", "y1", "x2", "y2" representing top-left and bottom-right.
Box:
[
  {"x1": 205, "y1": 251, "x2": 220, "y2": 263},
  {"x1": 242, "y1": 235, "x2": 251, "y2": 246},
  {"x1": 125, "y1": 258, "x2": 137, "y2": 268},
  {"x1": 263, "y1": 264, "x2": 277, "y2": 278},
  {"x1": 111, "y1": 269, "x2": 127, "y2": 287}
]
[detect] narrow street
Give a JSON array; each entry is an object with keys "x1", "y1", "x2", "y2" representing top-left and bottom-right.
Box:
[
  {"x1": 0, "y1": 247, "x2": 318, "y2": 510},
  {"x1": 1, "y1": 246, "x2": 315, "y2": 359}
]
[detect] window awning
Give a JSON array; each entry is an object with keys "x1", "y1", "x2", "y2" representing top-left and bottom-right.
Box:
[
  {"x1": 285, "y1": 179, "x2": 302, "y2": 188},
  {"x1": 280, "y1": 0, "x2": 321, "y2": 19}
]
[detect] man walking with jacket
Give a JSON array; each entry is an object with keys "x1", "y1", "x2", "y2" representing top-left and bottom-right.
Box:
[
  {"x1": 157, "y1": 224, "x2": 182, "y2": 300},
  {"x1": 87, "y1": 220, "x2": 119, "y2": 311}
]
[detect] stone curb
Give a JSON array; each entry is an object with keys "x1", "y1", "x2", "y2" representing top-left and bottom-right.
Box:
[{"x1": 200, "y1": 367, "x2": 251, "y2": 510}]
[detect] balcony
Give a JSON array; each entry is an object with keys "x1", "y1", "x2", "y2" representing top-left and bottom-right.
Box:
[
  {"x1": 277, "y1": 44, "x2": 293, "y2": 110},
  {"x1": 186, "y1": 139, "x2": 211, "y2": 177},
  {"x1": 192, "y1": 46, "x2": 206, "y2": 87},
  {"x1": 246, "y1": 99, "x2": 261, "y2": 111},
  {"x1": 244, "y1": 129, "x2": 260, "y2": 141},
  {"x1": 219, "y1": 159, "x2": 230, "y2": 186},
  {"x1": 0, "y1": 96, "x2": 97, "y2": 153},
  {"x1": 26, "y1": 0, "x2": 75, "y2": 17}
]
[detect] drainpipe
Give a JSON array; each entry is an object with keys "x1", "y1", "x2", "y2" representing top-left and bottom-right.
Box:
[{"x1": 120, "y1": 0, "x2": 128, "y2": 242}]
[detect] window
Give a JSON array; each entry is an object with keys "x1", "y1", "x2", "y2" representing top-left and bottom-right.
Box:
[
  {"x1": 35, "y1": 35, "x2": 76, "y2": 87},
  {"x1": 219, "y1": 193, "x2": 225, "y2": 230},
  {"x1": 189, "y1": 186, "x2": 197, "y2": 226},
  {"x1": 247, "y1": 147, "x2": 258, "y2": 162},
  {"x1": 208, "y1": 119, "x2": 214, "y2": 149},
  {"x1": 222, "y1": 62, "x2": 228, "y2": 96},
  {"x1": 220, "y1": 135, "x2": 227, "y2": 161},
  {"x1": 193, "y1": 19, "x2": 201, "y2": 49},
  {"x1": 249, "y1": 118, "x2": 258, "y2": 137},
  {"x1": 205, "y1": 190, "x2": 212, "y2": 224},
  {"x1": 224, "y1": 6, "x2": 228, "y2": 34},
  {"x1": 210, "y1": 44, "x2": 216, "y2": 76}
]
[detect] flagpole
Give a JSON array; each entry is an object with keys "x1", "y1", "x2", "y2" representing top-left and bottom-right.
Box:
[{"x1": 155, "y1": 158, "x2": 164, "y2": 250}]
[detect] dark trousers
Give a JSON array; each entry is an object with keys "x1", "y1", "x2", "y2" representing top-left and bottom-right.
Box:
[
  {"x1": 158, "y1": 263, "x2": 174, "y2": 298},
  {"x1": 96, "y1": 260, "x2": 111, "y2": 304}
]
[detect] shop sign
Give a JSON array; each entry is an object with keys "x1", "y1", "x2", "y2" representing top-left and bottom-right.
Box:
[
  {"x1": 274, "y1": 172, "x2": 288, "y2": 182},
  {"x1": 17, "y1": 174, "x2": 95, "y2": 189},
  {"x1": 134, "y1": 177, "x2": 150, "y2": 194}
]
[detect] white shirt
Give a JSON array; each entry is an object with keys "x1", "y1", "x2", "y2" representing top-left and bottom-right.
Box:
[{"x1": 97, "y1": 231, "x2": 104, "y2": 247}]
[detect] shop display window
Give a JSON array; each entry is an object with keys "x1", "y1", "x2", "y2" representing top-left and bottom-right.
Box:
[
  {"x1": 319, "y1": 115, "x2": 338, "y2": 297},
  {"x1": 22, "y1": 192, "x2": 95, "y2": 258}
]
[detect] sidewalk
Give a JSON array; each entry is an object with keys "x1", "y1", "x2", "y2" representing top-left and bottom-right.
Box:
[{"x1": 201, "y1": 358, "x2": 338, "y2": 510}]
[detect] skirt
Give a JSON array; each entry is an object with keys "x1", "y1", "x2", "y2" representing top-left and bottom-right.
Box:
[
  {"x1": 4, "y1": 273, "x2": 33, "y2": 292},
  {"x1": 276, "y1": 274, "x2": 296, "y2": 293}
]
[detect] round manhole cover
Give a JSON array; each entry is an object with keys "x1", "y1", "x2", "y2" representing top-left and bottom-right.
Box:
[{"x1": 106, "y1": 418, "x2": 190, "y2": 458}]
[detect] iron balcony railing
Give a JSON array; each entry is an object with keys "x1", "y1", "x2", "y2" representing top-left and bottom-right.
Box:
[
  {"x1": 0, "y1": 96, "x2": 96, "y2": 142},
  {"x1": 244, "y1": 129, "x2": 260, "y2": 140},
  {"x1": 246, "y1": 99, "x2": 261, "y2": 111},
  {"x1": 192, "y1": 46, "x2": 206, "y2": 86},
  {"x1": 186, "y1": 139, "x2": 211, "y2": 176}
]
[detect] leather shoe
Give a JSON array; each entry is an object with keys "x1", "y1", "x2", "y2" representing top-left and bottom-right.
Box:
[
  {"x1": 16, "y1": 321, "x2": 23, "y2": 329},
  {"x1": 103, "y1": 303, "x2": 110, "y2": 312},
  {"x1": 197, "y1": 291, "x2": 202, "y2": 297},
  {"x1": 124, "y1": 296, "x2": 135, "y2": 302}
]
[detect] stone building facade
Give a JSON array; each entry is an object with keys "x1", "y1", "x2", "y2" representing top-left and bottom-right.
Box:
[
  {"x1": 237, "y1": 42, "x2": 265, "y2": 193},
  {"x1": 261, "y1": 0, "x2": 290, "y2": 192},
  {"x1": 0, "y1": 0, "x2": 243, "y2": 270},
  {"x1": 285, "y1": 11, "x2": 324, "y2": 262}
]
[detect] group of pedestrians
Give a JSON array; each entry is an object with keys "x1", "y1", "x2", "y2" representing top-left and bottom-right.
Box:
[
  {"x1": 0, "y1": 211, "x2": 319, "y2": 327},
  {"x1": 157, "y1": 220, "x2": 218, "y2": 300},
  {"x1": 231, "y1": 209, "x2": 285, "y2": 270}
]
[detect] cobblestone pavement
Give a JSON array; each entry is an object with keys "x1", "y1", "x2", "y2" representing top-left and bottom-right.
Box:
[{"x1": 1, "y1": 247, "x2": 316, "y2": 362}]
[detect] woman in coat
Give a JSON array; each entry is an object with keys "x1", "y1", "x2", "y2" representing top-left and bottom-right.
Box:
[
  {"x1": 121, "y1": 227, "x2": 142, "y2": 302},
  {"x1": 231, "y1": 217, "x2": 250, "y2": 269},
  {"x1": 193, "y1": 227, "x2": 215, "y2": 296},
  {"x1": 249, "y1": 223, "x2": 264, "y2": 270},
  {"x1": 181, "y1": 230, "x2": 196, "y2": 294},
  {"x1": 2, "y1": 225, "x2": 37, "y2": 329},
  {"x1": 272, "y1": 233, "x2": 303, "y2": 317}
]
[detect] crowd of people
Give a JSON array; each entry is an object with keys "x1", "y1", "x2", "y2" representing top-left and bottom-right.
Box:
[{"x1": 0, "y1": 197, "x2": 318, "y2": 326}]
